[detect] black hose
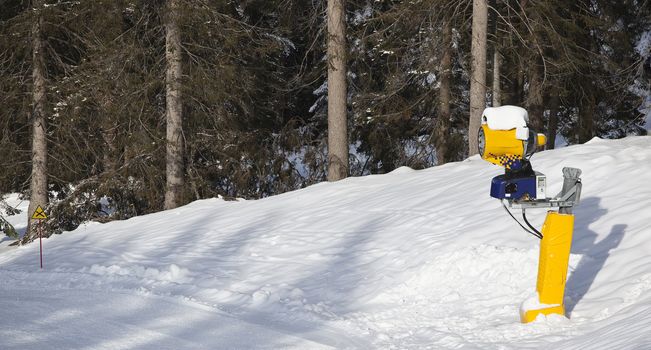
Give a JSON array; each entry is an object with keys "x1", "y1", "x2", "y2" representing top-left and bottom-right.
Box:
[
  {"x1": 522, "y1": 209, "x2": 544, "y2": 239},
  {"x1": 501, "y1": 201, "x2": 543, "y2": 240}
]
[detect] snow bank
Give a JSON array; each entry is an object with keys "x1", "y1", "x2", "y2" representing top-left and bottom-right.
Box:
[{"x1": 1, "y1": 136, "x2": 651, "y2": 349}]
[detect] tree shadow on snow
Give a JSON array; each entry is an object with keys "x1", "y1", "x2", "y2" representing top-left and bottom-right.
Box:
[
  {"x1": 230, "y1": 217, "x2": 387, "y2": 349},
  {"x1": 565, "y1": 196, "x2": 626, "y2": 316}
]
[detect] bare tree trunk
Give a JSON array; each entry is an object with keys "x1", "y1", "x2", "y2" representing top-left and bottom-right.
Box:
[
  {"x1": 516, "y1": 64, "x2": 525, "y2": 104},
  {"x1": 164, "y1": 0, "x2": 184, "y2": 209},
  {"x1": 504, "y1": 61, "x2": 523, "y2": 106},
  {"x1": 101, "y1": 96, "x2": 118, "y2": 175},
  {"x1": 547, "y1": 89, "x2": 559, "y2": 149},
  {"x1": 578, "y1": 91, "x2": 595, "y2": 143},
  {"x1": 326, "y1": 0, "x2": 348, "y2": 181},
  {"x1": 490, "y1": 0, "x2": 501, "y2": 108},
  {"x1": 24, "y1": 0, "x2": 48, "y2": 244},
  {"x1": 102, "y1": 121, "x2": 118, "y2": 175},
  {"x1": 435, "y1": 20, "x2": 452, "y2": 165},
  {"x1": 468, "y1": 0, "x2": 488, "y2": 156},
  {"x1": 526, "y1": 60, "x2": 544, "y2": 132},
  {"x1": 492, "y1": 49, "x2": 501, "y2": 107}
]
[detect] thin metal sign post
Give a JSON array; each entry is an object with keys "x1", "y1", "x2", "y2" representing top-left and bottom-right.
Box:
[
  {"x1": 39, "y1": 222, "x2": 43, "y2": 269},
  {"x1": 31, "y1": 205, "x2": 48, "y2": 269}
]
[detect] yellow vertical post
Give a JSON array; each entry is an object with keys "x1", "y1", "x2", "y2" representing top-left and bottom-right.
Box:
[{"x1": 521, "y1": 211, "x2": 575, "y2": 323}]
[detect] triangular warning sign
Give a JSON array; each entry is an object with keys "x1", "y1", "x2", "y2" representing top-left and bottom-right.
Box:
[{"x1": 31, "y1": 206, "x2": 47, "y2": 220}]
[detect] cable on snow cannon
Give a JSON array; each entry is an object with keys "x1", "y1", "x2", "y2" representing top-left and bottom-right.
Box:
[{"x1": 478, "y1": 105, "x2": 583, "y2": 323}]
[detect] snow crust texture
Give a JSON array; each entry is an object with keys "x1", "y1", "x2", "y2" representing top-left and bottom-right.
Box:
[{"x1": 2, "y1": 136, "x2": 651, "y2": 349}]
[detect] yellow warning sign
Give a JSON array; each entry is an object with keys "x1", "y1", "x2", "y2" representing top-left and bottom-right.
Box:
[{"x1": 31, "y1": 206, "x2": 47, "y2": 220}]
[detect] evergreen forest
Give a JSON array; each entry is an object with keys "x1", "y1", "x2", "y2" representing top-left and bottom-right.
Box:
[{"x1": 1, "y1": 0, "x2": 650, "y2": 240}]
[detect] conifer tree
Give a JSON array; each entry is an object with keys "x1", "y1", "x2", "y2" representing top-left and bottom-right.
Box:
[
  {"x1": 164, "y1": 0, "x2": 184, "y2": 209},
  {"x1": 24, "y1": 0, "x2": 48, "y2": 244},
  {"x1": 327, "y1": 0, "x2": 349, "y2": 181},
  {"x1": 469, "y1": 0, "x2": 488, "y2": 156}
]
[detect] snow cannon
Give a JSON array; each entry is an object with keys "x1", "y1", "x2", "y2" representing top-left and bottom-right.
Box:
[
  {"x1": 478, "y1": 106, "x2": 547, "y2": 201},
  {"x1": 478, "y1": 105, "x2": 582, "y2": 324}
]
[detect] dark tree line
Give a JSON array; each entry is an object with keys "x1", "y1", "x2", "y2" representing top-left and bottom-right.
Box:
[{"x1": 1, "y1": 0, "x2": 649, "y2": 239}]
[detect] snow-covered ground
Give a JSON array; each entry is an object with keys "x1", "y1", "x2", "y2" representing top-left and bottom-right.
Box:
[{"x1": 1, "y1": 136, "x2": 651, "y2": 349}]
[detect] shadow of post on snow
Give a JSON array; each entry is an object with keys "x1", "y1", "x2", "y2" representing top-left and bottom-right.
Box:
[{"x1": 565, "y1": 196, "x2": 626, "y2": 316}]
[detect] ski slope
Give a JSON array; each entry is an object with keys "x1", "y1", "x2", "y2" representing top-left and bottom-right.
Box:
[{"x1": 1, "y1": 136, "x2": 651, "y2": 349}]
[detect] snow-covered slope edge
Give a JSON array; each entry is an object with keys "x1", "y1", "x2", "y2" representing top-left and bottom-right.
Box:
[{"x1": 1, "y1": 136, "x2": 651, "y2": 349}]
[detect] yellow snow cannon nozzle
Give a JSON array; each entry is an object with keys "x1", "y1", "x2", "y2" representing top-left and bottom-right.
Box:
[{"x1": 478, "y1": 106, "x2": 546, "y2": 169}]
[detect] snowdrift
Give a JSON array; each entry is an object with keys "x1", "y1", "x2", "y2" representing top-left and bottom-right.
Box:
[{"x1": 1, "y1": 136, "x2": 651, "y2": 349}]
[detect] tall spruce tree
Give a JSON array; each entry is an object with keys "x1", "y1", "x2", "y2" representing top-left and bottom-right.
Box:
[
  {"x1": 327, "y1": 0, "x2": 349, "y2": 181},
  {"x1": 24, "y1": 0, "x2": 48, "y2": 244},
  {"x1": 164, "y1": 0, "x2": 184, "y2": 209},
  {"x1": 469, "y1": 0, "x2": 488, "y2": 156}
]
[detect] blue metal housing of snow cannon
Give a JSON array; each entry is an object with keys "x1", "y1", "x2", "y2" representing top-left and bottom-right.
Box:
[{"x1": 490, "y1": 174, "x2": 539, "y2": 200}]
